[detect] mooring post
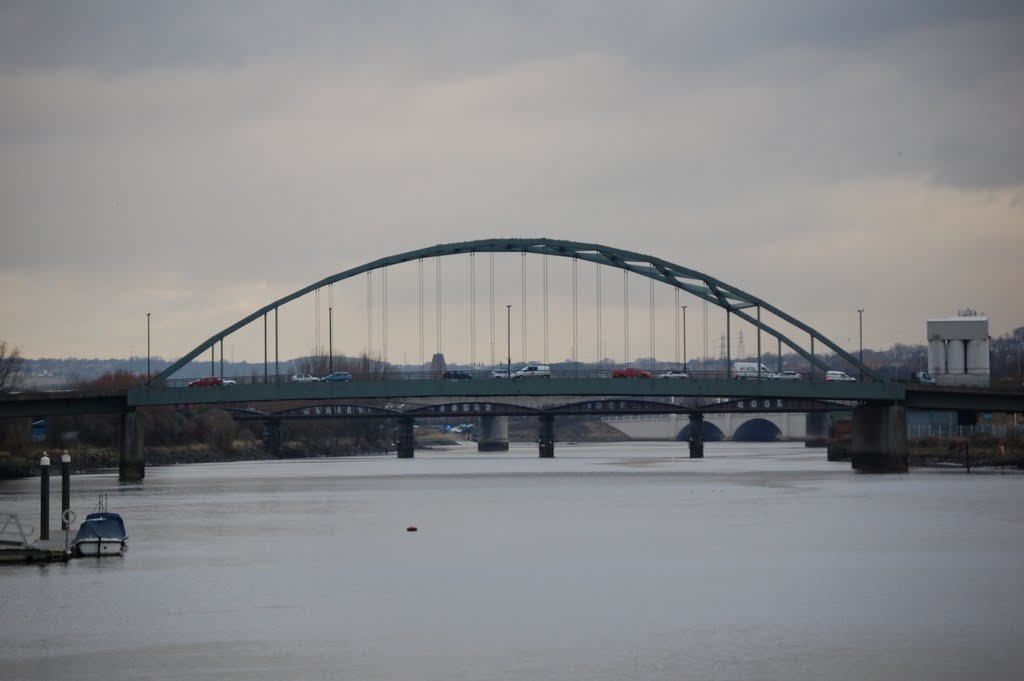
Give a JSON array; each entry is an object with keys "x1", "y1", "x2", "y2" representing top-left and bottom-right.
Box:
[
  {"x1": 40, "y1": 453, "x2": 50, "y2": 541},
  {"x1": 688, "y1": 413, "x2": 704, "y2": 458},
  {"x1": 61, "y1": 452, "x2": 71, "y2": 530}
]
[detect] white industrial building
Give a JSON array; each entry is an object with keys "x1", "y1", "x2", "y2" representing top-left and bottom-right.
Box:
[{"x1": 926, "y1": 316, "x2": 990, "y2": 387}]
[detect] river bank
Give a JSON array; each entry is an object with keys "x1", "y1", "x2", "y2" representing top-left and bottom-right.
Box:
[
  {"x1": 4, "y1": 429, "x2": 1017, "y2": 480},
  {"x1": 0, "y1": 430, "x2": 466, "y2": 479}
]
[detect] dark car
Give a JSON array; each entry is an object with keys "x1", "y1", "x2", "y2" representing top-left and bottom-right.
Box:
[
  {"x1": 443, "y1": 370, "x2": 473, "y2": 380},
  {"x1": 612, "y1": 367, "x2": 651, "y2": 379},
  {"x1": 187, "y1": 377, "x2": 223, "y2": 387},
  {"x1": 320, "y1": 371, "x2": 353, "y2": 382}
]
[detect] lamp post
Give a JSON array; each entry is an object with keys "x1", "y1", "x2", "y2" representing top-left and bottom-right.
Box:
[
  {"x1": 146, "y1": 312, "x2": 151, "y2": 382},
  {"x1": 857, "y1": 308, "x2": 864, "y2": 380},
  {"x1": 506, "y1": 304, "x2": 512, "y2": 378},
  {"x1": 681, "y1": 305, "x2": 688, "y2": 372}
]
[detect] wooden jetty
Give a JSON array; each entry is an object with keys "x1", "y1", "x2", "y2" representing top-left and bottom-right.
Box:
[
  {"x1": 0, "y1": 514, "x2": 71, "y2": 563},
  {"x1": 0, "y1": 539, "x2": 72, "y2": 563}
]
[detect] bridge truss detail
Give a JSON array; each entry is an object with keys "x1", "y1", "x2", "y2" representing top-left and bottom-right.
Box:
[{"x1": 224, "y1": 398, "x2": 856, "y2": 420}]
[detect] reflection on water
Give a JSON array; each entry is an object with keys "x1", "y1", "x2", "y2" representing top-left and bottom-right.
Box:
[{"x1": 1, "y1": 442, "x2": 1022, "y2": 681}]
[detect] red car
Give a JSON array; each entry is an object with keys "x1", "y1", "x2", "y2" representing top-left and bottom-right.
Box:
[
  {"x1": 187, "y1": 377, "x2": 223, "y2": 387},
  {"x1": 612, "y1": 367, "x2": 651, "y2": 379}
]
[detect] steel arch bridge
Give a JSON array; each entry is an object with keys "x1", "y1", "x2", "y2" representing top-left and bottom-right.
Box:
[{"x1": 150, "y1": 238, "x2": 879, "y2": 384}]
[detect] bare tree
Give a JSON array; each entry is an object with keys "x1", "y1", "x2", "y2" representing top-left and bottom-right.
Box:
[
  {"x1": 0, "y1": 341, "x2": 25, "y2": 393},
  {"x1": 294, "y1": 350, "x2": 399, "y2": 380}
]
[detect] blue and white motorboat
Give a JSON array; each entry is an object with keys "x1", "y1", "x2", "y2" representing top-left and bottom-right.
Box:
[{"x1": 72, "y1": 495, "x2": 128, "y2": 557}]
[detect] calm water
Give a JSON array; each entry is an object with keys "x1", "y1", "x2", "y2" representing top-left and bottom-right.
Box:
[{"x1": 1, "y1": 442, "x2": 1022, "y2": 681}]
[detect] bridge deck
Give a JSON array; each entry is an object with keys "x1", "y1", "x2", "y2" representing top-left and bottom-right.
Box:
[{"x1": 126, "y1": 378, "x2": 905, "y2": 408}]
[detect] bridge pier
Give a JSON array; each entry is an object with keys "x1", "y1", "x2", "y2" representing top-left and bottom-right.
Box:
[
  {"x1": 262, "y1": 419, "x2": 282, "y2": 457},
  {"x1": 805, "y1": 412, "x2": 828, "y2": 448},
  {"x1": 118, "y1": 410, "x2": 145, "y2": 482},
  {"x1": 688, "y1": 413, "x2": 704, "y2": 458},
  {"x1": 851, "y1": 405, "x2": 908, "y2": 473},
  {"x1": 396, "y1": 417, "x2": 415, "y2": 458},
  {"x1": 477, "y1": 415, "x2": 509, "y2": 452},
  {"x1": 538, "y1": 414, "x2": 555, "y2": 458}
]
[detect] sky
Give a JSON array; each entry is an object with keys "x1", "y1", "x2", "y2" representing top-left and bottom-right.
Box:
[{"x1": 2, "y1": 1, "x2": 1022, "y2": 369}]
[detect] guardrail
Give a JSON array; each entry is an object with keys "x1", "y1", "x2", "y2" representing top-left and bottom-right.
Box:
[{"x1": 151, "y1": 367, "x2": 882, "y2": 388}]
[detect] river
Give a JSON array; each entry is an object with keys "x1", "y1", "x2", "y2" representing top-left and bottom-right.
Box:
[{"x1": 1, "y1": 441, "x2": 1022, "y2": 680}]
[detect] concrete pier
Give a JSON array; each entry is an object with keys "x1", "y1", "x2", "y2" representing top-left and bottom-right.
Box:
[
  {"x1": 538, "y1": 414, "x2": 555, "y2": 458},
  {"x1": 262, "y1": 419, "x2": 282, "y2": 457},
  {"x1": 805, "y1": 412, "x2": 829, "y2": 448},
  {"x1": 396, "y1": 417, "x2": 415, "y2": 458},
  {"x1": 477, "y1": 415, "x2": 509, "y2": 452},
  {"x1": 851, "y1": 405, "x2": 908, "y2": 473},
  {"x1": 688, "y1": 413, "x2": 704, "y2": 458},
  {"x1": 118, "y1": 411, "x2": 145, "y2": 482}
]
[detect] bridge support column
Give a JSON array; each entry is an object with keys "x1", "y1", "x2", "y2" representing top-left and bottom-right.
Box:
[
  {"x1": 538, "y1": 414, "x2": 555, "y2": 458},
  {"x1": 688, "y1": 413, "x2": 704, "y2": 458},
  {"x1": 851, "y1": 405, "x2": 908, "y2": 473},
  {"x1": 118, "y1": 410, "x2": 145, "y2": 482},
  {"x1": 805, "y1": 412, "x2": 828, "y2": 447},
  {"x1": 262, "y1": 419, "x2": 282, "y2": 457},
  {"x1": 396, "y1": 417, "x2": 415, "y2": 459},
  {"x1": 477, "y1": 415, "x2": 509, "y2": 452}
]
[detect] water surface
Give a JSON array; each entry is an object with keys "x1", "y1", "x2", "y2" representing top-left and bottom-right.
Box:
[{"x1": 2, "y1": 442, "x2": 1022, "y2": 680}]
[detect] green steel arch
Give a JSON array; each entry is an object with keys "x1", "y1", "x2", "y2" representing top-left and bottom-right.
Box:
[{"x1": 151, "y1": 238, "x2": 880, "y2": 383}]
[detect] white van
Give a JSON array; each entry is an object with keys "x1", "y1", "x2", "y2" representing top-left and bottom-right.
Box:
[
  {"x1": 732, "y1": 362, "x2": 776, "y2": 380},
  {"x1": 512, "y1": 364, "x2": 551, "y2": 378}
]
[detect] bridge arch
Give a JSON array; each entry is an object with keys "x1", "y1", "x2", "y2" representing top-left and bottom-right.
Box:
[
  {"x1": 151, "y1": 238, "x2": 878, "y2": 384},
  {"x1": 732, "y1": 418, "x2": 783, "y2": 442},
  {"x1": 677, "y1": 421, "x2": 725, "y2": 442}
]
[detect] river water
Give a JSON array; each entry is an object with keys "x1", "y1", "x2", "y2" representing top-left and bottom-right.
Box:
[{"x1": 1, "y1": 442, "x2": 1022, "y2": 681}]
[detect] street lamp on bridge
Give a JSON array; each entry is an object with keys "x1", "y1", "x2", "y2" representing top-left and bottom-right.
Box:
[
  {"x1": 146, "y1": 313, "x2": 151, "y2": 383},
  {"x1": 506, "y1": 304, "x2": 512, "y2": 379},
  {"x1": 681, "y1": 305, "x2": 688, "y2": 372},
  {"x1": 858, "y1": 308, "x2": 864, "y2": 380}
]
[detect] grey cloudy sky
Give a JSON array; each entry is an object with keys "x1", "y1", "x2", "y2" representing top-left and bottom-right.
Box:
[{"x1": 2, "y1": 1, "x2": 1022, "y2": 367}]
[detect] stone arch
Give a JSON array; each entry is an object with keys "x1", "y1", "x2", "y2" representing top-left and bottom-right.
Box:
[
  {"x1": 677, "y1": 421, "x2": 725, "y2": 442},
  {"x1": 732, "y1": 418, "x2": 783, "y2": 442}
]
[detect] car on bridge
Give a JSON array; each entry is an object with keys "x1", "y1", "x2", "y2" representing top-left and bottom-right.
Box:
[
  {"x1": 512, "y1": 364, "x2": 551, "y2": 378},
  {"x1": 658, "y1": 370, "x2": 689, "y2": 379},
  {"x1": 443, "y1": 370, "x2": 473, "y2": 380},
  {"x1": 613, "y1": 367, "x2": 651, "y2": 379},
  {"x1": 291, "y1": 373, "x2": 319, "y2": 383},
  {"x1": 320, "y1": 371, "x2": 353, "y2": 382},
  {"x1": 776, "y1": 370, "x2": 801, "y2": 381},
  {"x1": 911, "y1": 371, "x2": 936, "y2": 385},
  {"x1": 187, "y1": 377, "x2": 223, "y2": 387},
  {"x1": 732, "y1": 362, "x2": 777, "y2": 380},
  {"x1": 824, "y1": 370, "x2": 856, "y2": 382}
]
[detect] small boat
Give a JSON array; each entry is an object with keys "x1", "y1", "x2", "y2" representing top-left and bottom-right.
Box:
[{"x1": 72, "y1": 495, "x2": 128, "y2": 557}]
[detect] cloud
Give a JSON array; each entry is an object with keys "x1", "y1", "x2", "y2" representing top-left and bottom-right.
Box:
[{"x1": 1, "y1": 1, "x2": 1022, "y2": 361}]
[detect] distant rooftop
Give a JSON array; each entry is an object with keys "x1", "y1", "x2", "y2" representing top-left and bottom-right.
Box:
[{"x1": 927, "y1": 315, "x2": 988, "y2": 322}]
